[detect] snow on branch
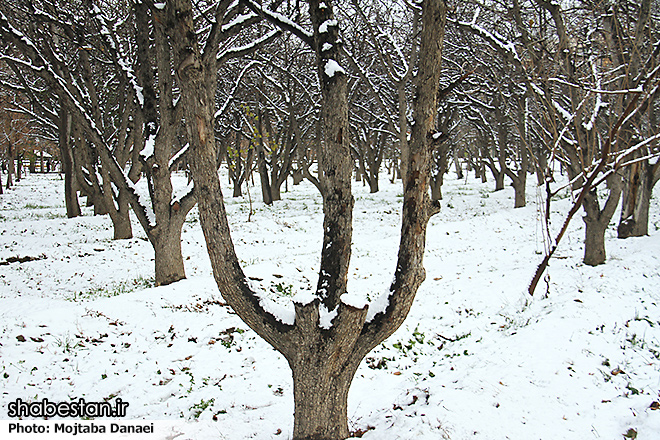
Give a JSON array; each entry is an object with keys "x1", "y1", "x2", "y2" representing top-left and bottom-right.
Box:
[
  {"x1": 214, "y1": 60, "x2": 259, "y2": 120},
  {"x1": 217, "y1": 29, "x2": 280, "y2": 63},
  {"x1": 452, "y1": 16, "x2": 520, "y2": 62},
  {"x1": 89, "y1": 5, "x2": 144, "y2": 108},
  {"x1": 221, "y1": 12, "x2": 258, "y2": 33},
  {"x1": 169, "y1": 143, "x2": 190, "y2": 170},
  {"x1": 548, "y1": 77, "x2": 644, "y2": 95},
  {"x1": 241, "y1": 0, "x2": 313, "y2": 47},
  {"x1": 552, "y1": 99, "x2": 572, "y2": 122}
]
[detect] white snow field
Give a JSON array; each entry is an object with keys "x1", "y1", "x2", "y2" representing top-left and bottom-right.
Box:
[{"x1": 1, "y1": 171, "x2": 659, "y2": 439}]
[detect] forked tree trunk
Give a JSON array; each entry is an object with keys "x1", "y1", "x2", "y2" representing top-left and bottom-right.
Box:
[
  {"x1": 271, "y1": 182, "x2": 282, "y2": 201},
  {"x1": 172, "y1": 1, "x2": 446, "y2": 439},
  {"x1": 232, "y1": 182, "x2": 242, "y2": 197},
  {"x1": 287, "y1": 310, "x2": 363, "y2": 440},
  {"x1": 581, "y1": 175, "x2": 622, "y2": 266}
]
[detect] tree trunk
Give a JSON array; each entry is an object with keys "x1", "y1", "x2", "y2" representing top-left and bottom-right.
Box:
[
  {"x1": 16, "y1": 153, "x2": 22, "y2": 182},
  {"x1": 494, "y1": 169, "x2": 505, "y2": 190},
  {"x1": 109, "y1": 205, "x2": 133, "y2": 240},
  {"x1": 288, "y1": 335, "x2": 359, "y2": 440},
  {"x1": 293, "y1": 169, "x2": 304, "y2": 185},
  {"x1": 430, "y1": 176, "x2": 442, "y2": 201},
  {"x1": 368, "y1": 172, "x2": 378, "y2": 193},
  {"x1": 583, "y1": 213, "x2": 608, "y2": 266},
  {"x1": 59, "y1": 110, "x2": 81, "y2": 218},
  {"x1": 153, "y1": 228, "x2": 186, "y2": 286},
  {"x1": 271, "y1": 181, "x2": 282, "y2": 201},
  {"x1": 63, "y1": 163, "x2": 81, "y2": 218},
  {"x1": 256, "y1": 145, "x2": 273, "y2": 205},
  {"x1": 454, "y1": 149, "x2": 464, "y2": 179},
  {"x1": 513, "y1": 178, "x2": 526, "y2": 208},
  {"x1": 618, "y1": 160, "x2": 652, "y2": 238},
  {"x1": 171, "y1": 1, "x2": 445, "y2": 439},
  {"x1": 232, "y1": 182, "x2": 243, "y2": 197},
  {"x1": 6, "y1": 141, "x2": 14, "y2": 189},
  {"x1": 582, "y1": 174, "x2": 622, "y2": 266}
]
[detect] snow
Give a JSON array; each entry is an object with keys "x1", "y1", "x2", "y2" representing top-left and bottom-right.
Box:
[
  {"x1": 365, "y1": 290, "x2": 391, "y2": 322},
  {"x1": 319, "y1": 19, "x2": 338, "y2": 34},
  {"x1": 242, "y1": 0, "x2": 312, "y2": 39},
  {"x1": 324, "y1": 59, "x2": 345, "y2": 78},
  {"x1": 168, "y1": 143, "x2": 190, "y2": 169},
  {"x1": 321, "y1": 42, "x2": 333, "y2": 52},
  {"x1": 292, "y1": 290, "x2": 316, "y2": 306},
  {"x1": 221, "y1": 13, "x2": 256, "y2": 33},
  {"x1": 2, "y1": 171, "x2": 660, "y2": 440},
  {"x1": 553, "y1": 99, "x2": 573, "y2": 122},
  {"x1": 171, "y1": 180, "x2": 194, "y2": 206},
  {"x1": 124, "y1": 178, "x2": 156, "y2": 227},
  {"x1": 340, "y1": 292, "x2": 368, "y2": 309},
  {"x1": 319, "y1": 304, "x2": 338, "y2": 329},
  {"x1": 257, "y1": 296, "x2": 295, "y2": 326},
  {"x1": 140, "y1": 134, "x2": 155, "y2": 159}
]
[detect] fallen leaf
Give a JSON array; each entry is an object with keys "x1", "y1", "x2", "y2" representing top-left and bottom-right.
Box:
[
  {"x1": 16, "y1": 335, "x2": 26, "y2": 342},
  {"x1": 623, "y1": 428, "x2": 637, "y2": 439}
]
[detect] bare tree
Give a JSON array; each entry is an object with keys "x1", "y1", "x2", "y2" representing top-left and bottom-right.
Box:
[
  {"x1": 0, "y1": 0, "x2": 275, "y2": 284},
  {"x1": 171, "y1": 0, "x2": 446, "y2": 437}
]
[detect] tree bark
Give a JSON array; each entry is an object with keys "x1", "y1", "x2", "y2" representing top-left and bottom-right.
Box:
[
  {"x1": 618, "y1": 160, "x2": 656, "y2": 238},
  {"x1": 152, "y1": 226, "x2": 186, "y2": 286},
  {"x1": 582, "y1": 174, "x2": 622, "y2": 266},
  {"x1": 6, "y1": 140, "x2": 14, "y2": 189},
  {"x1": 256, "y1": 110, "x2": 274, "y2": 205},
  {"x1": 512, "y1": 178, "x2": 526, "y2": 208},
  {"x1": 110, "y1": 208, "x2": 133, "y2": 240},
  {"x1": 583, "y1": 213, "x2": 608, "y2": 266},
  {"x1": 16, "y1": 152, "x2": 22, "y2": 182},
  {"x1": 58, "y1": 109, "x2": 81, "y2": 218}
]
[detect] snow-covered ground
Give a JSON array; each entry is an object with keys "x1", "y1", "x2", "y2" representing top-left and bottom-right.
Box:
[{"x1": 1, "y1": 170, "x2": 659, "y2": 439}]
